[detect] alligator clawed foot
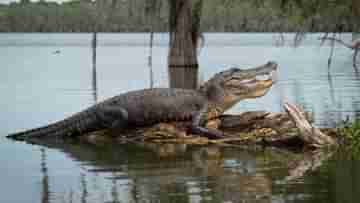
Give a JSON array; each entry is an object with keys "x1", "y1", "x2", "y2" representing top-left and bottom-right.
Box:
[{"x1": 189, "y1": 126, "x2": 225, "y2": 140}]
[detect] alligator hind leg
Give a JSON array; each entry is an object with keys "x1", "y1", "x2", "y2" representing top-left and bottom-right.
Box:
[
  {"x1": 95, "y1": 106, "x2": 129, "y2": 132},
  {"x1": 190, "y1": 105, "x2": 225, "y2": 139},
  {"x1": 190, "y1": 125, "x2": 224, "y2": 139}
]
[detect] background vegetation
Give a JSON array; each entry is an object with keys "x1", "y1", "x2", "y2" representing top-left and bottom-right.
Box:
[{"x1": 0, "y1": 0, "x2": 358, "y2": 32}]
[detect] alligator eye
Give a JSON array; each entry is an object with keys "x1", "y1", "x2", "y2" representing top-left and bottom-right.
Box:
[
  {"x1": 267, "y1": 61, "x2": 277, "y2": 66},
  {"x1": 231, "y1": 67, "x2": 241, "y2": 72}
]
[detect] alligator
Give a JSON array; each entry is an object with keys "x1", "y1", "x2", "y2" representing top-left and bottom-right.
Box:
[{"x1": 7, "y1": 62, "x2": 278, "y2": 140}]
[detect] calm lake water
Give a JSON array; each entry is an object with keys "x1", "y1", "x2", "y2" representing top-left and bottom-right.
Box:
[{"x1": 1, "y1": 33, "x2": 360, "y2": 203}]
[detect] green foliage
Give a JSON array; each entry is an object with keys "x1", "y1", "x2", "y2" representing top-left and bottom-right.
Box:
[
  {"x1": 338, "y1": 119, "x2": 360, "y2": 156},
  {"x1": 0, "y1": 0, "x2": 357, "y2": 32},
  {"x1": 20, "y1": 0, "x2": 30, "y2": 4},
  {"x1": 278, "y1": 0, "x2": 356, "y2": 31}
]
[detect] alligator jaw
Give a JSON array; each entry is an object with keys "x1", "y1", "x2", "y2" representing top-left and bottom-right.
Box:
[
  {"x1": 224, "y1": 62, "x2": 278, "y2": 104},
  {"x1": 246, "y1": 68, "x2": 277, "y2": 98}
]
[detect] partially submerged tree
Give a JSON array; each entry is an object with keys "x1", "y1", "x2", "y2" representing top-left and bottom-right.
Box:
[
  {"x1": 168, "y1": 0, "x2": 203, "y2": 68},
  {"x1": 167, "y1": 0, "x2": 203, "y2": 89}
]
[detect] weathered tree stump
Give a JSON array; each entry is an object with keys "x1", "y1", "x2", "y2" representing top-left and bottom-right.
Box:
[{"x1": 283, "y1": 102, "x2": 336, "y2": 147}]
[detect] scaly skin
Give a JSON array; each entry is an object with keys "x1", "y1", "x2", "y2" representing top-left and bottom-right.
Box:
[
  {"x1": 7, "y1": 89, "x2": 204, "y2": 139},
  {"x1": 7, "y1": 62, "x2": 278, "y2": 140}
]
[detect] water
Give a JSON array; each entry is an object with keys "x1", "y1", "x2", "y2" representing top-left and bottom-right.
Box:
[{"x1": 1, "y1": 33, "x2": 360, "y2": 203}]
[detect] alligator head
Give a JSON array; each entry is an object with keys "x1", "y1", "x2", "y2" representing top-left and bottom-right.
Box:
[{"x1": 200, "y1": 61, "x2": 278, "y2": 111}]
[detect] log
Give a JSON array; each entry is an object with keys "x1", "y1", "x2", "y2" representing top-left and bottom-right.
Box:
[
  {"x1": 214, "y1": 102, "x2": 336, "y2": 149},
  {"x1": 283, "y1": 102, "x2": 336, "y2": 147},
  {"x1": 16, "y1": 101, "x2": 336, "y2": 150},
  {"x1": 80, "y1": 102, "x2": 337, "y2": 150}
]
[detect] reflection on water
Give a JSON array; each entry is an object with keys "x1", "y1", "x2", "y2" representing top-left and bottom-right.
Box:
[
  {"x1": 40, "y1": 148, "x2": 50, "y2": 203},
  {"x1": 30, "y1": 140, "x2": 291, "y2": 203},
  {"x1": 30, "y1": 139, "x2": 346, "y2": 203},
  {"x1": 80, "y1": 173, "x2": 88, "y2": 203},
  {"x1": 2, "y1": 33, "x2": 360, "y2": 203},
  {"x1": 331, "y1": 153, "x2": 360, "y2": 203}
]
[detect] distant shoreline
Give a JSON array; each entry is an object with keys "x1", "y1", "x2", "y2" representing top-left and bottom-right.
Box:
[{"x1": 0, "y1": 1, "x2": 356, "y2": 33}]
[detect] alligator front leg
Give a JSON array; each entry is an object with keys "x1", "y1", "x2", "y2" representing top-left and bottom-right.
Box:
[
  {"x1": 95, "y1": 105, "x2": 129, "y2": 131},
  {"x1": 190, "y1": 104, "x2": 225, "y2": 139}
]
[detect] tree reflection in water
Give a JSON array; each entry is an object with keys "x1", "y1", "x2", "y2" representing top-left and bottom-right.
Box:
[
  {"x1": 33, "y1": 137, "x2": 335, "y2": 203},
  {"x1": 40, "y1": 148, "x2": 50, "y2": 203}
]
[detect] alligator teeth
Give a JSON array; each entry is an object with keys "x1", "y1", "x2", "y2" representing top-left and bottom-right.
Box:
[
  {"x1": 238, "y1": 79, "x2": 256, "y2": 84},
  {"x1": 255, "y1": 74, "x2": 270, "y2": 81}
]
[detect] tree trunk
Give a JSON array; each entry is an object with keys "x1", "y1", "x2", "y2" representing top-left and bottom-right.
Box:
[
  {"x1": 92, "y1": 32, "x2": 98, "y2": 103},
  {"x1": 168, "y1": 0, "x2": 198, "y2": 89},
  {"x1": 168, "y1": 0, "x2": 198, "y2": 67},
  {"x1": 353, "y1": 33, "x2": 360, "y2": 41},
  {"x1": 353, "y1": 0, "x2": 360, "y2": 34},
  {"x1": 168, "y1": 67, "x2": 198, "y2": 89}
]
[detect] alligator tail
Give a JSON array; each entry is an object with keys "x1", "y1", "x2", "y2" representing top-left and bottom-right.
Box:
[{"x1": 7, "y1": 109, "x2": 100, "y2": 141}]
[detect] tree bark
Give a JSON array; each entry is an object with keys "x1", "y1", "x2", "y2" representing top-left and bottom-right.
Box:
[
  {"x1": 168, "y1": 67, "x2": 198, "y2": 89},
  {"x1": 352, "y1": 0, "x2": 360, "y2": 33},
  {"x1": 168, "y1": 0, "x2": 198, "y2": 68},
  {"x1": 351, "y1": 0, "x2": 360, "y2": 42}
]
